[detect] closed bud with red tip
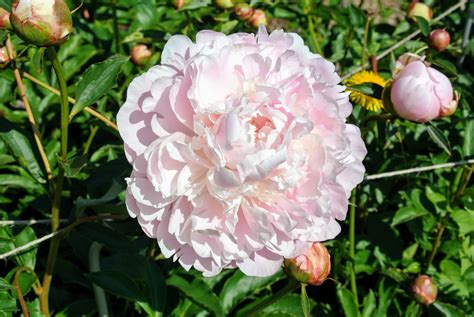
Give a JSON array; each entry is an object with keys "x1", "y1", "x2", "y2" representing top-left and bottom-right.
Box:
[
  {"x1": 235, "y1": 3, "x2": 253, "y2": 21},
  {"x1": 131, "y1": 44, "x2": 152, "y2": 66},
  {"x1": 407, "y1": 2, "x2": 432, "y2": 22},
  {"x1": 0, "y1": 8, "x2": 11, "y2": 29},
  {"x1": 284, "y1": 243, "x2": 331, "y2": 286},
  {"x1": 249, "y1": 9, "x2": 267, "y2": 28},
  {"x1": 411, "y1": 275, "x2": 438, "y2": 305}
]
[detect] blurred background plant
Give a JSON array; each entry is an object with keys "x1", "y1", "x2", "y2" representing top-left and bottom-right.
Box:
[{"x1": 0, "y1": 0, "x2": 473, "y2": 316}]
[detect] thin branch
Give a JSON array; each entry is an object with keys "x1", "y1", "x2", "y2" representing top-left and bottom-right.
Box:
[
  {"x1": 365, "y1": 159, "x2": 474, "y2": 181},
  {"x1": 5, "y1": 34, "x2": 53, "y2": 181},
  {"x1": 22, "y1": 72, "x2": 118, "y2": 131},
  {"x1": 0, "y1": 219, "x2": 69, "y2": 226},
  {"x1": 342, "y1": 0, "x2": 468, "y2": 80},
  {"x1": 0, "y1": 230, "x2": 62, "y2": 261}
]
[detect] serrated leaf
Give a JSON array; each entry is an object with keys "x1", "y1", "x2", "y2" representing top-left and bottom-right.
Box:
[
  {"x1": 167, "y1": 273, "x2": 223, "y2": 316},
  {"x1": 426, "y1": 124, "x2": 452, "y2": 156},
  {"x1": 417, "y1": 16, "x2": 430, "y2": 36},
  {"x1": 0, "y1": 129, "x2": 46, "y2": 184},
  {"x1": 336, "y1": 287, "x2": 358, "y2": 317},
  {"x1": 70, "y1": 56, "x2": 128, "y2": 118}
]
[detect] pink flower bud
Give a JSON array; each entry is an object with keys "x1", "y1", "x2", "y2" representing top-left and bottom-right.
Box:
[
  {"x1": 235, "y1": 3, "x2": 253, "y2": 21},
  {"x1": 131, "y1": 44, "x2": 152, "y2": 66},
  {"x1": 10, "y1": 0, "x2": 73, "y2": 47},
  {"x1": 411, "y1": 275, "x2": 438, "y2": 305},
  {"x1": 249, "y1": 9, "x2": 268, "y2": 28},
  {"x1": 215, "y1": 0, "x2": 234, "y2": 9},
  {"x1": 407, "y1": 2, "x2": 432, "y2": 22},
  {"x1": 284, "y1": 243, "x2": 331, "y2": 286},
  {"x1": 429, "y1": 29, "x2": 451, "y2": 52},
  {"x1": 0, "y1": 8, "x2": 11, "y2": 29},
  {"x1": 390, "y1": 55, "x2": 455, "y2": 122}
]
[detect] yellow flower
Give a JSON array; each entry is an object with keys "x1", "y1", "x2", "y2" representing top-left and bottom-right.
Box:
[{"x1": 345, "y1": 71, "x2": 387, "y2": 112}]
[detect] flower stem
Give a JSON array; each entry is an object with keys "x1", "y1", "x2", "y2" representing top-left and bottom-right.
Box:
[
  {"x1": 5, "y1": 34, "x2": 53, "y2": 182},
  {"x1": 112, "y1": 0, "x2": 121, "y2": 54},
  {"x1": 40, "y1": 47, "x2": 70, "y2": 317},
  {"x1": 243, "y1": 279, "x2": 300, "y2": 317},
  {"x1": 349, "y1": 189, "x2": 360, "y2": 309}
]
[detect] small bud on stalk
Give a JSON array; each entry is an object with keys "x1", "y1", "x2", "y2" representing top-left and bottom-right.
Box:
[
  {"x1": 407, "y1": 2, "x2": 432, "y2": 22},
  {"x1": 0, "y1": 8, "x2": 11, "y2": 29},
  {"x1": 389, "y1": 53, "x2": 458, "y2": 122},
  {"x1": 429, "y1": 29, "x2": 451, "y2": 52},
  {"x1": 249, "y1": 9, "x2": 267, "y2": 28},
  {"x1": 131, "y1": 44, "x2": 152, "y2": 66},
  {"x1": 284, "y1": 243, "x2": 331, "y2": 286},
  {"x1": 0, "y1": 47, "x2": 11, "y2": 68},
  {"x1": 411, "y1": 275, "x2": 438, "y2": 305},
  {"x1": 235, "y1": 3, "x2": 253, "y2": 21},
  {"x1": 10, "y1": 0, "x2": 73, "y2": 47},
  {"x1": 215, "y1": 0, "x2": 234, "y2": 9}
]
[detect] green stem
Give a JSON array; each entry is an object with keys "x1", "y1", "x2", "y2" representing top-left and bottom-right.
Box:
[
  {"x1": 241, "y1": 279, "x2": 300, "y2": 317},
  {"x1": 308, "y1": 16, "x2": 324, "y2": 56},
  {"x1": 349, "y1": 189, "x2": 360, "y2": 310},
  {"x1": 40, "y1": 47, "x2": 69, "y2": 317},
  {"x1": 83, "y1": 126, "x2": 99, "y2": 155}
]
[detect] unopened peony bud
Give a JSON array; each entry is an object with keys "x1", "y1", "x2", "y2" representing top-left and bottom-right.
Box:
[
  {"x1": 249, "y1": 9, "x2": 267, "y2": 28},
  {"x1": 131, "y1": 44, "x2": 152, "y2": 66},
  {"x1": 173, "y1": 0, "x2": 188, "y2": 10},
  {"x1": 407, "y1": 2, "x2": 432, "y2": 22},
  {"x1": 235, "y1": 3, "x2": 253, "y2": 21},
  {"x1": 390, "y1": 53, "x2": 456, "y2": 122},
  {"x1": 0, "y1": 8, "x2": 11, "y2": 29},
  {"x1": 215, "y1": 0, "x2": 234, "y2": 9},
  {"x1": 429, "y1": 29, "x2": 451, "y2": 52},
  {"x1": 10, "y1": 0, "x2": 73, "y2": 47},
  {"x1": 284, "y1": 243, "x2": 331, "y2": 286},
  {"x1": 411, "y1": 275, "x2": 438, "y2": 305}
]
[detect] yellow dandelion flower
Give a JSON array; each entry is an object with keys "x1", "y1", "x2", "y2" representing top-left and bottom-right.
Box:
[{"x1": 345, "y1": 71, "x2": 387, "y2": 112}]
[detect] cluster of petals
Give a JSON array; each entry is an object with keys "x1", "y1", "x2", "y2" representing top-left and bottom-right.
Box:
[{"x1": 117, "y1": 26, "x2": 366, "y2": 277}]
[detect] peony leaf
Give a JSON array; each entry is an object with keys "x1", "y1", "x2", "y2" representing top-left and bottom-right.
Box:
[
  {"x1": 432, "y1": 302, "x2": 466, "y2": 317},
  {"x1": 219, "y1": 270, "x2": 284, "y2": 314},
  {"x1": 167, "y1": 273, "x2": 223, "y2": 316},
  {"x1": 361, "y1": 290, "x2": 376, "y2": 317},
  {"x1": 391, "y1": 206, "x2": 428, "y2": 226},
  {"x1": 336, "y1": 286, "x2": 358, "y2": 317},
  {"x1": 417, "y1": 16, "x2": 430, "y2": 36},
  {"x1": 0, "y1": 0, "x2": 11, "y2": 11},
  {"x1": 463, "y1": 119, "x2": 474, "y2": 157},
  {"x1": 426, "y1": 124, "x2": 452, "y2": 156},
  {"x1": 0, "y1": 129, "x2": 46, "y2": 184},
  {"x1": 88, "y1": 270, "x2": 145, "y2": 302},
  {"x1": 71, "y1": 56, "x2": 128, "y2": 119}
]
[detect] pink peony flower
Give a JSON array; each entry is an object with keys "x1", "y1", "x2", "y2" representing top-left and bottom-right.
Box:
[
  {"x1": 117, "y1": 26, "x2": 366, "y2": 277},
  {"x1": 390, "y1": 53, "x2": 457, "y2": 122},
  {"x1": 284, "y1": 242, "x2": 331, "y2": 285}
]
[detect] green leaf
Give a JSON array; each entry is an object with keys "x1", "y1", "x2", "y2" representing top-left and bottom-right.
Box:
[
  {"x1": 300, "y1": 284, "x2": 310, "y2": 317},
  {"x1": 417, "y1": 16, "x2": 430, "y2": 36},
  {"x1": 432, "y1": 302, "x2": 466, "y2": 317},
  {"x1": 348, "y1": 83, "x2": 384, "y2": 99},
  {"x1": 219, "y1": 270, "x2": 283, "y2": 314},
  {"x1": 391, "y1": 206, "x2": 427, "y2": 226},
  {"x1": 71, "y1": 56, "x2": 128, "y2": 118},
  {"x1": 426, "y1": 124, "x2": 452, "y2": 156},
  {"x1": 0, "y1": 0, "x2": 11, "y2": 11},
  {"x1": 144, "y1": 259, "x2": 166, "y2": 314},
  {"x1": 431, "y1": 58, "x2": 457, "y2": 77},
  {"x1": 14, "y1": 227, "x2": 37, "y2": 269},
  {"x1": 463, "y1": 119, "x2": 474, "y2": 157},
  {"x1": 451, "y1": 209, "x2": 474, "y2": 236},
  {"x1": 0, "y1": 129, "x2": 46, "y2": 184},
  {"x1": 336, "y1": 286, "x2": 358, "y2": 317},
  {"x1": 167, "y1": 273, "x2": 223, "y2": 316},
  {"x1": 88, "y1": 270, "x2": 145, "y2": 301},
  {"x1": 361, "y1": 290, "x2": 376, "y2": 317}
]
